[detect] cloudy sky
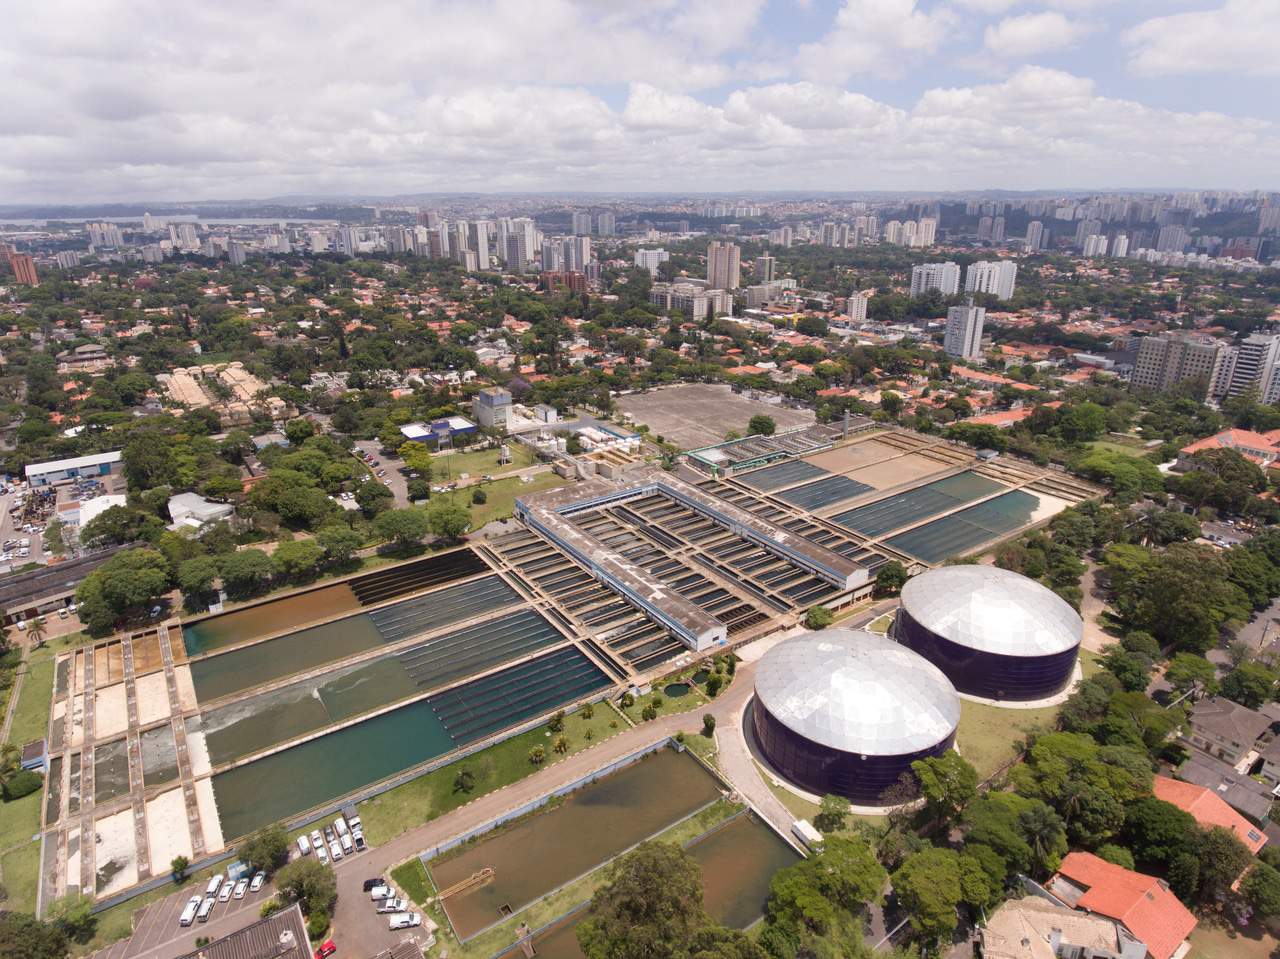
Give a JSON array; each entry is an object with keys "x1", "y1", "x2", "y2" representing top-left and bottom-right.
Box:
[{"x1": 2, "y1": 0, "x2": 1277, "y2": 203}]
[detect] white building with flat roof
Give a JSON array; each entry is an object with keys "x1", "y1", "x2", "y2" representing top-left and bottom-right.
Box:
[{"x1": 24, "y1": 450, "x2": 122, "y2": 487}]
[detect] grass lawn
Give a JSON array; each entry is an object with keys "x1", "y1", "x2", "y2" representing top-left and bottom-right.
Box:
[
  {"x1": 438, "y1": 471, "x2": 568, "y2": 530},
  {"x1": 1188, "y1": 916, "x2": 1279, "y2": 959},
  {"x1": 445, "y1": 798, "x2": 741, "y2": 959},
  {"x1": 6, "y1": 645, "x2": 56, "y2": 747},
  {"x1": 622, "y1": 661, "x2": 733, "y2": 725},
  {"x1": 0, "y1": 789, "x2": 42, "y2": 852},
  {"x1": 434, "y1": 444, "x2": 536, "y2": 482},
  {"x1": 391, "y1": 857, "x2": 434, "y2": 906},
  {"x1": 956, "y1": 699, "x2": 1059, "y2": 783},
  {"x1": 1089, "y1": 439, "x2": 1150, "y2": 458},
  {"x1": 1079, "y1": 648, "x2": 1102, "y2": 678},
  {"x1": 866, "y1": 613, "x2": 894, "y2": 634},
  {"x1": 357, "y1": 702, "x2": 625, "y2": 847},
  {"x1": 0, "y1": 841, "x2": 41, "y2": 913}
]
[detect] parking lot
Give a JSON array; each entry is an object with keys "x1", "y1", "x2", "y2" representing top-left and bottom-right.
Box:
[
  {"x1": 92, "y1": 873, "x2": 276, "y2": 959},
  {"x1": 353, "y1": 440, "x2": 410, "y2": 508},
  {"x1": 0, "y1": 488, "x2": 47, "y2": 570}
]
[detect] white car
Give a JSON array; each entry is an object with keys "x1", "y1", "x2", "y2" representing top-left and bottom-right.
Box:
[
  {"x1": 376, "y1": 897, "x2": 408, "y2": 914},
  {"x1": 389, "y1": 912, "x2": 421, "y2": 930},
  {"x1": 316, "y1": 843, "x2": 329, "y2": 865},
  {"x1": 179, "y1": 895, "x2": 203, "y2": 926},
  {"x1": 218, "y1": 880, "x2": 234, "y2": 902},
  {"x1": 310, "y1": 828, "x2": 324, "y2": 849},
  {"x1": 206, "y1": 875, "x2": 224, "y2": 896},
  {"x1": 233, "y1": 878, "x2": 249, "y2": 899},
  {"x1": 297, "y1": 834, "x2": 312, "y2": 856},
  {"x1": 340, "y1": 833, "x2": 353, "y2": 856},
  {"x1": 334, "y1": 817, "x2": 349, "y2": 837},
  {"x1": 368, "y1": 884, "x2": 392, "y2": 900},
  {"x1": 329, "y1": 840, "x2": 342, "y2": 862},
  {"x1": 250, "y1": 871, "x2": 266, "y2": 892}
]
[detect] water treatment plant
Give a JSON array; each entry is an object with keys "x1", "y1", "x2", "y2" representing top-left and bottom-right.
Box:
[{"x1": 35, "y1": 422, "x2": 1099, "y2": 908}]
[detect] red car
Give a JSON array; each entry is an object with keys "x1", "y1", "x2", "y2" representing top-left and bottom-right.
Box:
[{"x1": 314, "y1": 940, "x2": 336, "y2": 959}]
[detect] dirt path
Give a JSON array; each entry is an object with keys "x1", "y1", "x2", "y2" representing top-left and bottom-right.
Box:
[{"x1": 1079, "y1": 561, "x2": 1115, "y2": 653}]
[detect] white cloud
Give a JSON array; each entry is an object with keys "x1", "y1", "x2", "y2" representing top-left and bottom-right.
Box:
[
  {"x1": 0, "y1": 1, "x2": 1275, "y2": 200},
  {"x1": 1125, "y1": 0, "x2": 1280, "y2": 76},
  {"x1": 796, "y1": 0, "x2": 956, "y2": 80},
  {"x1": 984, "y1": 11, "x2": 1093, "y2": 58}
]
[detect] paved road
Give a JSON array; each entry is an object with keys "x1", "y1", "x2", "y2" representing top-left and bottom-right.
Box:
[{"x1": 92, "y1": 599, "x2": 898, "y2": 959}]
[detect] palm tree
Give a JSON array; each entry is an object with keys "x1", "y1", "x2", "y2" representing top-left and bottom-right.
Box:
[
  {"x1": 528, "y1": 746, "x2": 545, "y2": 766},
  {"x1": 553, "y1": 736, "x2": 569, "y2": 755},
  {"x1": 1020, "y1": 805, "x2": 1066, "y2": 876},
  {"x1": 26, "y1": 617, "x2": 46, "y2": 650}
]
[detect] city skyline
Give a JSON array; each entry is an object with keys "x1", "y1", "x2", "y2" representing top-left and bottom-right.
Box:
[{"x1": 2, "y1": 1, "x2": 1278, "y2": 203}]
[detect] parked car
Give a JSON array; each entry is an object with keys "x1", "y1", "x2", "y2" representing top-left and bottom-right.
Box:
[
  {"x1": 206, "y1": 875, "x2": 224, "y2": 897},
  {"x1": 218, "y1": 880, "x2": 234, "y2": 902},
  {"x1": 233, "y1": 878, "x2": 249, "y2": 899},
  {"x1": 340, "y1": 833, "x2": 353, "y2": 856},
  {"x1": 334, "y1": 817, "x2": 349, "y2": 837},
  {"x1": 197, "y1": 897, "x2": 216, "y2": 922},
  {"x1": 323, "y1": 825, "x2": 335, "y2": 843},
  {"x1": 329, "y1": 840, "x2": 342, "y2": 862},
  {"x1": 314, "y1": 940, "x2": 337, "y2": 959},
  {"x1": 352, "y1": 829, "x2": 366, "y2": 850},
  {"x1": 250, "y1": 871, "x2": 266, "y2": 892},
  {"x1": 297, "y1": 834, "x2": 312, "y2": 856},
  {"x1": 368, "y1": 884, "x2": 392, "y2": 900},
  {"x1": 316, "y1": 843, "x2": 329, "y2": 865},
  {"x1": 310, "y1": 828, "x2": 324, "y2": 848},
  {"x1": 376, "y1": 897, "x2": 407, "y2": 914},
  {"x1": 388, "y1": 913, "x2": 421, "y2": 930},
  {"x1": 179, "y1": 895, "x2": 203, "y2": 926},
  {"x1": 362, "y1": 877, "x2": 385, "y2": 892}
]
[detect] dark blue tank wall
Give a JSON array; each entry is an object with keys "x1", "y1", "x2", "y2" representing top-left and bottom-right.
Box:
[
  {"x1": 895, "y1": 609, "x2": 1078, "y2": 702},
  {"x1": 751, "y1": 697, "x2": 953, "y2": 805}
]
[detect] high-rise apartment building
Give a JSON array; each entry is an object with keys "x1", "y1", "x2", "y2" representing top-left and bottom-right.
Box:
[
  {"x1": 563, "y1": 236, "x2": 591, "y2": 272},
  {"x1": 883, "y1": 220, "x2": 904, "y2": 245},
  {"x1": 755, "y1": 255, "x2": 776, "y2": 283},
  {"x1": 505, "y1": 233, "x2": 531, "y2": 272},
  {"x1": 1111, "y1": 234, "x2": 1130, "y2": 258},
  {"x1": 541, "y1": 240, "x2": 563, "y2": 272},
  {"x1": 471, "y1": 221, "x2": 491, "y2": 269},
  {"x1": 910, "y1": 262, "x2": 960, "y2": 297},
  {"x1": 55, "y1": 251, "x2": 81, "y2": 269},
  {"x1": 977, "y1": 216, "x2": 993, "y2": 242},
  {"x1": 228, "y1": 241, "x2": 247, "y2": 266},
  {"x1": 572, "y1": 212, "x2": 592, "y2": 235},
  {"x1": 1025, "y1": 221, "x2": 1045, "y2": 251},
  {"x1": 634, "y1": 248, "x2": 669, "y2": 277},
  {"x1": 964, "y1": 260, "x2": 1017, "y2": 301},
  {"x1": 142, "y1": 212, "x2": 160, "y2": 232},
  {"x1": 846, "y1": 291, "x2": 870, "y2": 324},
  {"x1": 596, "y1": 212, "x2": 616, "y2": 236},
  {"x1": 336, "y1": 225, "x2": 359, "y2": 257},
  {"x1": 1156, "y1": 224, "x2": 1190, "y2": 253},
  {"x1": 88, "y1": 222, "x2": 125, "y2": 248},
  {"x1": 175, "y1": 222, "x2": 199, "y2": 251},
  {"x1": 1075, "y1": 219, "x2": 1102, "y2": 247},
  {"x1": 916, "y1": 218, "x2": 938, "y2": 247},
  {"x1": 1083, "y1": 235, "x2": 1108, "y2": 257},
  {"x1": 1225, "y1": 333, "x2": 1280, "y2": 400},
  {"x1": 8, "y1": 253, "x2": 38, "y2": 285},
  {"x1": 944, "y1": 300, "x2": 986, "y2": 360},
  {"x1": 1131, "y1": 333, "x2": 1232, "y2": 394},
  {"x1": 707, "y1": 241, "x2": 741, "y2": 290},
  {"x1": 990, "y1": 216, "x2": 1005, "y2": 244},
  {"x1": 1260, "y1": 206, "x2": 1280, "y2": 235}
]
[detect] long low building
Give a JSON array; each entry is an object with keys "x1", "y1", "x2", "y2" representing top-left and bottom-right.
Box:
[{"x1": 24, "y1": 450, "x2": 122, "y2": 486}]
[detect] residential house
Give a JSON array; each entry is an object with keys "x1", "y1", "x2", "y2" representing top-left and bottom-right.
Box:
[
  {"x1": 981, "y1": 895, "x2": 1146, "y2": 959},
  {"x1": 1152, "y1": 775, "x2": 1267, "y2": 854},
  {"x1": 1047, "y1": 852, "x2": 1197, "y2": 959},
  {"x1": 1183, "y1": 696, "x2": 1274, "y2": 765}
]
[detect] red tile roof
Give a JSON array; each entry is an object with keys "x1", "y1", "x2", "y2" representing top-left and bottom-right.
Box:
[
  {"x1": 1153, "y1": 775, "x2": 1267, "y2": 854},
  {"x1": 1054, "y1": 852, "x2": 1196, "y2": 959}
]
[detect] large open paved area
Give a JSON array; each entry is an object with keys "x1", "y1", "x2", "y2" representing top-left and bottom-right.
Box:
[{"x1": 615, "y1": 383, "x2": 815, "y2": 450}]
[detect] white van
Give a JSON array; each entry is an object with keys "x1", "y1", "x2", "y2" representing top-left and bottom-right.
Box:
[
  {"x1": 334, "y1": 817, "x2": 349, "y2": 837},
  {"x1": 339, "y1": 833, "x2": 353, "y2": 856},
  {"x1": 206, "y1": 875, "x2": 223, "y2": 897},
  {"x1": 179, "y1": 895, "x2": 202, "y2": 926},
  {"x1": 197, "y1": 897, "x2": 216, "y2": 922},
  {"x1": 297, "y1": 834, "x2": 312, "y2": 856}
]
